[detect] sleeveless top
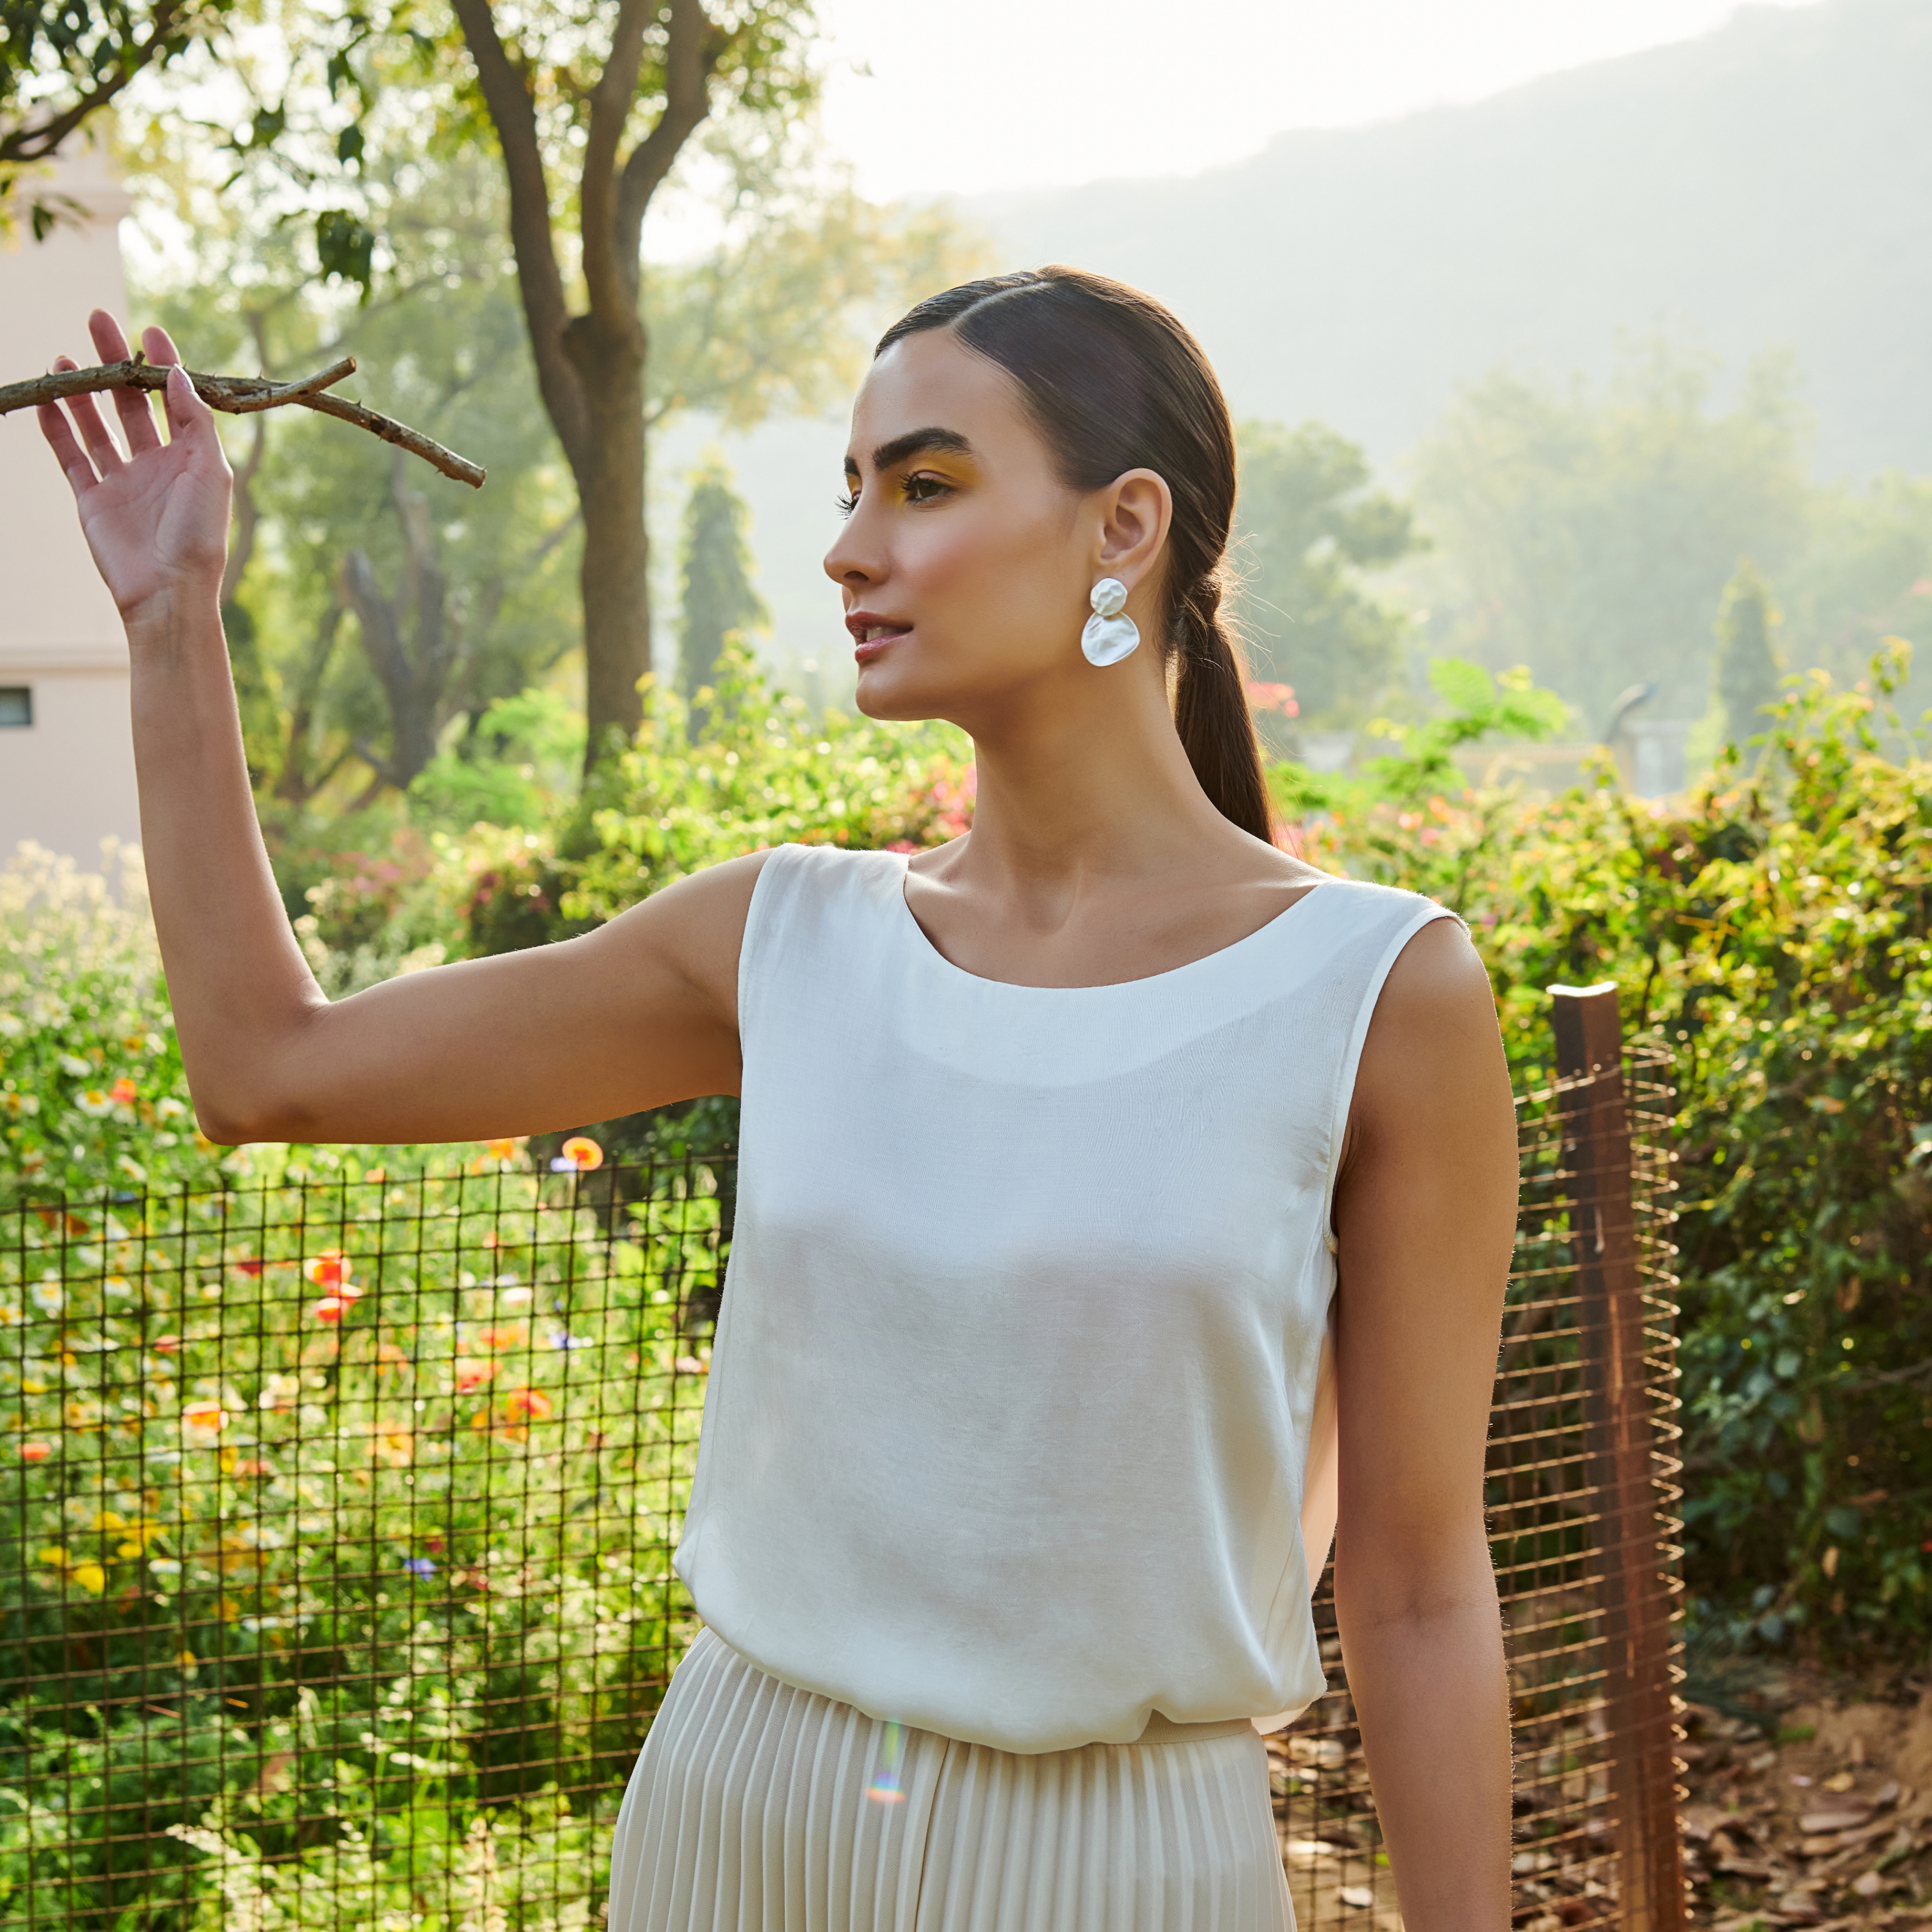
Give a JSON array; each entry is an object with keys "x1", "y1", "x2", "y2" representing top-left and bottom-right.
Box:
[{"x1": 673, "y1": 844, "x2": 1457, "y2": 1756}]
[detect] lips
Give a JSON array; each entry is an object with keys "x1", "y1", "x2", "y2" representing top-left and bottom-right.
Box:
[
  {"x1": 846, "y1": 611, "x2": 911, "y2": 662},
  {"x1": 844, "y1": 611, "x2": 910, "y2": 644}
]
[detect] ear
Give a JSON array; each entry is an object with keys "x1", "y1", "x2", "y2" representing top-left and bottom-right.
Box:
[{"x1": 1094, "y1": 469, "x2": 1172, "y2": 592}]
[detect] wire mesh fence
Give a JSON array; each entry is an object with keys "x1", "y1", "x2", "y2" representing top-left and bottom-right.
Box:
[
  {"x1": 0, "y1": 1003, "x2": 1684, "y2": 1931},
  {"x1": 1278, "y1": 996, "x2": 1685, "y2": 1932}
]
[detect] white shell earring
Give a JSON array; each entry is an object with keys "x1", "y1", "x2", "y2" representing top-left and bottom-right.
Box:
[{"x1": 1081, "y1": 577, "x2": 1140, "y2": 667}]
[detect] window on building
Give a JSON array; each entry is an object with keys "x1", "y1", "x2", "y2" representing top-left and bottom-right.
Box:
[{"x1": 0, "y1": 687, "x2": 31, "y2": 728}]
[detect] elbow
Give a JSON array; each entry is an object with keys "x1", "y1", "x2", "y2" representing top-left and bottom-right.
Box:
[
  {"x1": 192, "y1": 1096, "x2": 282, "y2": 1147},
  {"x1": 187, "y1": 1073, "x2": 317, "y2": 1148}
]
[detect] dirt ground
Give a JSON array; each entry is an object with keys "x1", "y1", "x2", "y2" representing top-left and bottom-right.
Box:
[{"x1": 1681, "y1": 1664, "x2": 1932, "y2": 1929}]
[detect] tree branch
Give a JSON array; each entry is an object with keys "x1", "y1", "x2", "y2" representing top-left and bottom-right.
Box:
[
  {"x1": 0, "y1": 0, "x2": 192, "y2": 169},
  {"x1": 613, "y1": 0, "x2": 716, "y2": 287},
  {"x1": 579, "y1": 0, "x2": 654, "y2": 329},
  {"x1": 448, "y1": 0, "x2": 590, "y2": 476},
  {"x1": 0, "y1": 357, "x2": 486, "y2": 487}
]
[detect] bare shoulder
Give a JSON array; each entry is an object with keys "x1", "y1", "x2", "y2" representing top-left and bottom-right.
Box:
[
  {"x1": 583, "y1": 848, "x2": 776, "y2": 1021},
  {"x1": 1352, "y1": 912, "x2": 1511, "y2": 1144}
]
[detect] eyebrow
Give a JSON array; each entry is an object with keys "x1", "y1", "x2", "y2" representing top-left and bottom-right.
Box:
[{"x1": 844, "y1": 426, "x2": 976, "y2": 477}]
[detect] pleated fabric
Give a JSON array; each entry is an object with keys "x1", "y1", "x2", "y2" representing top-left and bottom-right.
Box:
[{"x1": 608, "y1": 1630, "x2": 1294, "y2": 1932}]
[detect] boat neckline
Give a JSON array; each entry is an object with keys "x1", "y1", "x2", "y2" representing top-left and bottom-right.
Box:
[{"x1": 889, "y1": 852, "x2": 1333, "y2": 993}]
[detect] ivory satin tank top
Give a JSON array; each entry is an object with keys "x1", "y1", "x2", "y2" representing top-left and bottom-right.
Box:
[{"x1": 673, "y1": 844, "x2": 1457, "y2": 1756}]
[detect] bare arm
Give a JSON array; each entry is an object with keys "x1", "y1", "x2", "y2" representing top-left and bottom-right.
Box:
[
  {"x1": 1331, "y1": 918, "x2": 1517, "y2": 1932},
  {"x1": 40, "y1": 311, "x2": 757, "y2": 1146}
]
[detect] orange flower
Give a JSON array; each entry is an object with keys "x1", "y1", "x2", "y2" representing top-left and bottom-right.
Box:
[
  {"x1": 310, "y1": 1297, "x2": 349, "y2": 1325},
  {"x1": 502, "y1": 1386, "x2": 552, "y2": 1425},
  {"x1": 107, "y1": 1075, "x2": 138, "y2": 1106},
  {"x1": 20, "y1": 1442, "x2": 50, "y2": 1462},
  {"x1": 182, "y1": 1401, "x2": 227, "y2": 1432},
  {"x1": 151, "y1": 1335, "x2": 182, "y2": 1354},
  {"x1": 454, "y1": 1360, "x2": 496, "y2": 1393},
  {"x1": 479, "y1": 1325, "x2": 526, "y2": 1351},
  {"x1": 559, "y1": 1136, "x2": 603, "y2": 1172},
  {"x1": 305, "y1": 1249, "x2": 353, "y2": 1290},
  {"x1": 483, "y1": 1137, "x2": 523, "y2": 1162}
]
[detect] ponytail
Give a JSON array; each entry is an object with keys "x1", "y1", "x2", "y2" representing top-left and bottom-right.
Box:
[
  {"x1": 877, "y1": 266, "x2": 1280, "y2": 846},
  {"x1": 1172, "y1": 570, "x2": 1275, "y2": 844}
]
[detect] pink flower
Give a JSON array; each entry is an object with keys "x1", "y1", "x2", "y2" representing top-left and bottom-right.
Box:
[{"x1": 1245, "y1": 681, "x2": 1299, "y2": 717}]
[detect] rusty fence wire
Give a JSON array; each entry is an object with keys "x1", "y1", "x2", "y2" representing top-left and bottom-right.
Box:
[
  {"x1": 1278, "y1": 1018, "x2": 1685, "y2": 1932},
  {"x1": 0, "y1": 1030, "x2": 1684, "y2": 1930}
]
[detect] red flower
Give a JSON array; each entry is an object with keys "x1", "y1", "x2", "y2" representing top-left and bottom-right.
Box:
[
  {"x1": 107, "y1": 1075, "x2": 138, "y2": 1106},
  {"x1": 20, "y1": 1442, "x2": 50, "y2": 1462},
  {"x1": 454, "y1": 1361, "x2": 496, "y2": 1393},
  {"x1": 305, "y1": 1249, "x2": 353, "y2": 1290},
  {"x1": 559, "y1": 1136, "x2": 603, "y2": 1172},
  {"x1": 502, "y1": 1386, "x2": 552, "y2": 1425}
]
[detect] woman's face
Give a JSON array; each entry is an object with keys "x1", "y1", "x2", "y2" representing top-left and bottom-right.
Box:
[{"x1": 823, "y1": 328, "x2": 1163, "y2": 727}]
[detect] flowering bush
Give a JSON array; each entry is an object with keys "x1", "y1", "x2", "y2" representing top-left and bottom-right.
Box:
[
  {"x1": 0, "y1": 844, "x2": 215, "y2": 1201},
  {"x1": 463, "y1": 645, "x2": 974, "y2": 951},
  {"x1": 0, "y1": 1156, "x2": 720, "y2": 1922}
]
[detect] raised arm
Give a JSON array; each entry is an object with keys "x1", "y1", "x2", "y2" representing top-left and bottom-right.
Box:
[
  {"x1": 1331, "y1": 919, "x2": 1518, "y2": 1932},
  {"x1": 40, "y1": 311, "x2": 758, "y2": 1146}
]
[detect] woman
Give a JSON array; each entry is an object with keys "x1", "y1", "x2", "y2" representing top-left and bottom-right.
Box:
[{"x1": 42, "y1": 268, "x2": 1516, "y2": 1931}]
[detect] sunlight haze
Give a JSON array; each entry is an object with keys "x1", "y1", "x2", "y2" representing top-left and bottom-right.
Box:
[{"x1": 815, "y1": 0, "x2": 1822, "y2": 198}]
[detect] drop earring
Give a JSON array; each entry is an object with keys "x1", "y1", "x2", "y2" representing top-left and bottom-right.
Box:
[{"x1": 1081, "y1": 578, "x2": 1140, "y2": 667}]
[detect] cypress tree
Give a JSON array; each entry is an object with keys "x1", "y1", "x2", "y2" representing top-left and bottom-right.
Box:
[
  {"x1": 1714, "y1": 559, "x2": 1783, "y2": 766},
  {"x1": 677, "y1": 458, "x2": 766, "y2": 738}
]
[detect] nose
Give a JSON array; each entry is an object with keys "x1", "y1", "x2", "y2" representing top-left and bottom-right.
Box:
[{"x1": 823, "y1": 496, "x2": 881, "y2": 592}]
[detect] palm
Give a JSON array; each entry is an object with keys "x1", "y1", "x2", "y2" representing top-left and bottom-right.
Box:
[
  {"x1": 38, "y1": 314, "x2": 233, "y2": 626},
  {"x1": 76, "y1": 429, "x2": 231, "y2": 619}
]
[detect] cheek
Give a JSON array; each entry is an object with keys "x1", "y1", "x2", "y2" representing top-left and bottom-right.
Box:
[{"x1": 905, "y1": 506, "x2": 1076, "y2": 647}]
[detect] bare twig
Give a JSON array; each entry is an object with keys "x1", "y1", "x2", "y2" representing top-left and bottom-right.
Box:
[{"x1": 0, "y1": 356, "x2": 487, "y2": 489}]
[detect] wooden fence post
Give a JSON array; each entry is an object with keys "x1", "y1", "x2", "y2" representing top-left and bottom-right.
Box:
[{"x1": 1550, "y1": 983, "x2": 1685, "y2": 1932}]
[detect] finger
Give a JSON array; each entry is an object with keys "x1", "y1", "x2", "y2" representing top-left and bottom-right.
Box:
[
  {"x1": 142, "y1": 324, "x2": 182, "y2": 367},
  {"x1": 51, "y1": 349, "x2": 127, "y2": 472},
  {"x1": 87, "y1": 308, "x2": 132, "y2": 362},
  {"x1": 161, "y1": 361, "x2": 218, "y2": 446},
  {"x1": 56, "y1": 373, "x2": 128, "y2": 475},
  {"x1": 37, "y1": 399, "x2": 99, "y2": 497},
  {"x1": 86, "y1": 310, "x2": 160, "y2": 455}
]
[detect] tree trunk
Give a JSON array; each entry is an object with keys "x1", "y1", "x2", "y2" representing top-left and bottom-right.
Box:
[
  {"x1": 568, "y1": 318, "x2": 650, "y2": 760},
  {"x1": 448, "y1": 0, "x2": 717, "y2": 777}
]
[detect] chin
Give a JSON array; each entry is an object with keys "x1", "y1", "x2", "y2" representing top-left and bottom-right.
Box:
[{"x1": 852, "y1": 661, "x2": 950, "y2": 724}]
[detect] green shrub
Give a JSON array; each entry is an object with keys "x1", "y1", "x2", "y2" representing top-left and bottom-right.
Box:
[
  {"x1": 0, "y1": 845, "x2": 215, "y2": 1201},
  {"x1": 1300, "y1": 642, "x2": 1932, "y2": 1652}
]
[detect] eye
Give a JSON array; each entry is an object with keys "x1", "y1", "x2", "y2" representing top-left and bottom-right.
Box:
[
  {"x1": 835, "y1": 489, "x2": 858, "y2": 519},
  {"x1": 902, "y1": 472, "x2": 952, "y2": 504}
]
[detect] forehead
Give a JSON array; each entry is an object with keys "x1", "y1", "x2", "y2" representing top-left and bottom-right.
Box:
[{"x1": 848, "y1": 329, "x2": 1038, "y2": 463}]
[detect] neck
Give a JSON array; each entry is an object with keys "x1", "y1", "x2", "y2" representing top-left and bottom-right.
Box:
[{"x1": 949, "y1": 659, "x2": 1238, "y2": 896}]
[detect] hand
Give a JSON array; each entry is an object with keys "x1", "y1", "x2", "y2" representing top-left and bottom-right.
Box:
[{"x1": 37, "y1": 310, "x2": 233, "y2": 631}]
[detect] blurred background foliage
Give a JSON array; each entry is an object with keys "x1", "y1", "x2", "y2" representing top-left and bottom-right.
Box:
[{"x1": 10, "y1": 0, "x2": 1932, "y2": 1697}]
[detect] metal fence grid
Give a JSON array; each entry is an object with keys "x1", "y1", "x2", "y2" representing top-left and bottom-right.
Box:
[
  {"x1": 1279, "y1": 1034, "x2": 1684, "y2": 1932},
  {"x1": 0, "y1": 1034, "x2": 1682, "y2": 1930}
]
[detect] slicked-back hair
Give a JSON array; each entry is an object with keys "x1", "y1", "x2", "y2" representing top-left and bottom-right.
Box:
[{"x1": 876, "y1": 267, "x2": 1274, "y2": 844}]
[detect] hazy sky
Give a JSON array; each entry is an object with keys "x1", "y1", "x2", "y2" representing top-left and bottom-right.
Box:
[{"x1": 813, "y1": 0, "x2": 1821, "y2": 200}]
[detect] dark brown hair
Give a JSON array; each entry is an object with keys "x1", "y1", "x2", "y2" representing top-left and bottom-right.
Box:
[{"x1": 876, "y1": 266, "x2": 1275, "y2": 843}]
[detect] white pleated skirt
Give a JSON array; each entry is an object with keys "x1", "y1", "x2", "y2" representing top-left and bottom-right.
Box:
[{"x1": 607, "y1": 1628, "x2": 1294, "y2": 1932}]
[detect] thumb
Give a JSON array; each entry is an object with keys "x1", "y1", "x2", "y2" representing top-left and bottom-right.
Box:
[{"x1": 163, "y1": 363, "x2": 217, "y2": 441}]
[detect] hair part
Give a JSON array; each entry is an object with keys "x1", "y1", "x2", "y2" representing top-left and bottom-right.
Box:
[{"x1": 875, "y1": 266, "x2": 1276, "y2": 844}]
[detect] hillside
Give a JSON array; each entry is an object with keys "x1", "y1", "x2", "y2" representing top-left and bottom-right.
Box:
[{"x1": 975, "y1": 0, "x2": 1932, "y2": 477}]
